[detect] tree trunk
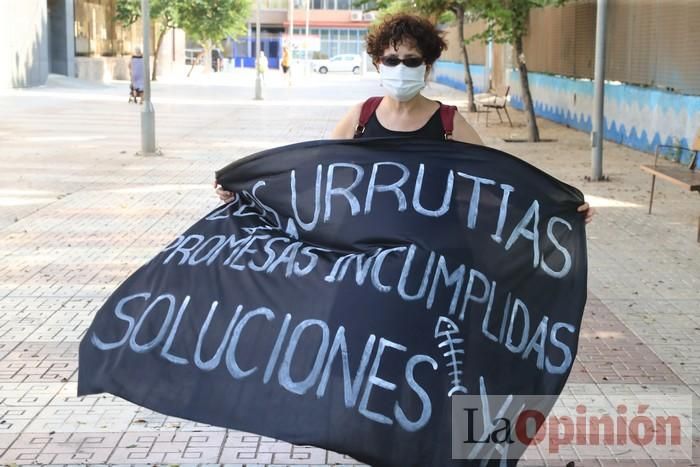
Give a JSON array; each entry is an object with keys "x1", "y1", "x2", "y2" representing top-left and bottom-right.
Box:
[
  {"x1": 151, "y1": 25, "x2": 168, "y2": 81},
  {"x1": 515, "y1": 36, "x2": 540, "y2": 142},
  {"x1": 456, "y1": 6, "x2": 476, "y2": 112},
  {"x1": 202, "y1": 41, "x2": 212, "y2": 74},
  {"x1": 187, "y1": 51, "x2": 204, "y2": 78},
  {"x1": 186, "y1": 52, "x2": 200, "y2": 77}
]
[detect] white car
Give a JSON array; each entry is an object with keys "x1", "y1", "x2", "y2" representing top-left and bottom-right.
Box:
[{"x1": 313, "y1": 54, "x2": 362, "y2": 74}]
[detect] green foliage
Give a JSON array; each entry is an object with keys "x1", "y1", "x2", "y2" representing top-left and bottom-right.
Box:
[
  {"x1": 382, "y1": 2, "x2": 419, "y2": 21},
  {"x1": 176, "y1": 0, "x2": 251, "y2": 45},
  {"x1": 415, "y1": 0, "x2": 461, "y2": 22},
  {"x1": 413, "y1": 0, "x2": 458, "y2": 25},
  {"x1": 115, "y1": 0, "x2": 251, "y2": 44},
  {"x1": 353, "y1": 0, "x2": 414, "y2": 23},
  {"x1": 115, "y1": 0, "x2": 142, "y2": 27},
  {"x1": 151, "y1": 0, "x2": 180, "y2": 28},
  {"x1": 468, "y1": 0, "x2": 567, "y2": 44},
  {"x1": 115, "y1": 0, "x2": 180, "y2": 29},
  {"x1": 356, "y1": 0, "x2": 459, "y2": 25}
]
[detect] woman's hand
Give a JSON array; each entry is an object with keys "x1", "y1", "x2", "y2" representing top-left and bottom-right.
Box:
[
  {"x1": 214, "y1": 182, "x2": 236, "y2": 203},
  {"x1": 577, "y1": 202, "x2": 596, "y2": 224}
]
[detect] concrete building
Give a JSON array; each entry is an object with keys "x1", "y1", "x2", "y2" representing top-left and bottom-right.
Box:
[
  {"x1": 73, "y1": 0, "x2": 185, "y2": 82},
  {"x1": 1, "y1": 0, "x2": 184, "y2": 88},
  {"x1": 231, "y1": 0, "x2": 373, "y2": 68},
  {"x1": 1, "y1": 0, "x2": 73, "y2": 88}
]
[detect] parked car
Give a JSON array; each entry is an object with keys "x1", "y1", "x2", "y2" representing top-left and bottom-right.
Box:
[{"x1": 312, "y1": 54, "x2": 362, "y2": 74}]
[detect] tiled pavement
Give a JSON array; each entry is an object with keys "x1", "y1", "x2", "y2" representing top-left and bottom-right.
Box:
[{"x1": 0, "y1": 70, "x2": 698, "y2": 466}]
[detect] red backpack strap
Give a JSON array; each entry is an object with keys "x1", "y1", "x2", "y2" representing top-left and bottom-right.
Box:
[
  {"x1": 439, "y1": 104, "x2": 457, "y2": 140},
  {"x1": 354, "y1": 96, "x2": 384, "y2": 138}
]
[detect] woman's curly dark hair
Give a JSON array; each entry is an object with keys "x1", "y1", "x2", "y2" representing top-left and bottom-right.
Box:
[{"x1": 366, "y1": 14, "x2": 447, "y2": 65}]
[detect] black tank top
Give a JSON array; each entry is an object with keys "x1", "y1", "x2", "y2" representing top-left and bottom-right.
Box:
[{"x1": 357, "y1": 104, "x2": 445, "y2": 140}]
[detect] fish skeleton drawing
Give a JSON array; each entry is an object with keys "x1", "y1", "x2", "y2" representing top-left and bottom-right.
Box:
[{"x1": 434, "y1": 316, "x2": 468, "y2": 397}]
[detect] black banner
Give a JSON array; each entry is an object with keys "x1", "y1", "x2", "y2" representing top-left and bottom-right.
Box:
[{"x1": 78, "y1": 138, "x2": 587, "y2": 466}]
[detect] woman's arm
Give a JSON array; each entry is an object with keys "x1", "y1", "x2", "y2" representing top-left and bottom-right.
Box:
[{"x1": 329, "y1": 103, "x2": 363, "y2": 139}]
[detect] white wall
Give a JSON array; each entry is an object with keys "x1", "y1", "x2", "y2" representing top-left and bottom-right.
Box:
[
  {"x1": 156, "y1": 28, "x2": 187, "y2": 77},
  {"x1": 0, "y1": 0, "x2": 50, "y2": 88}
]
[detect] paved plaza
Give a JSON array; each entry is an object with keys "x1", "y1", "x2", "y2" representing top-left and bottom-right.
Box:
[{"x1": 0, "y1": 68, "x2": 699, "y2": 466}]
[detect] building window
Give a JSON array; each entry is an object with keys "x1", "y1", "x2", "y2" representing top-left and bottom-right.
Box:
[
  {"x1": 283, "y1": 27, "x2": 367, "y2": 59},
  {"x1": 308, "y1": 0, "x2": 358, "y2": 9},
  {"x1": 307, "y1": 27, "x2": 366, "y2": 58}
]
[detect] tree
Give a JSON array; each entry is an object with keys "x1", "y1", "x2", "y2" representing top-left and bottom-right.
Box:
[
  {"x1": 414, "y1": 0, "x2": 477, "y2": 112},
  {"x1": 115, "y1": 0, "x2": 180, "y2": 81},
  {"x1": 176, "y1": 0, "x2": 251, "y2": 75},
  {"x1": 469, "y1": 0, "x2": 568, "y2": 142},
  {"x1": 365, "y1": 0, "x2": 415, "y2": 18},
  {"x1": 356, "y1": 0, "x2": 478, "y2": 112}
]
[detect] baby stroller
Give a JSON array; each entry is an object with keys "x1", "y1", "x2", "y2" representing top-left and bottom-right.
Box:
[{"x1": 128, "y1": 85, "x2": 143, "y2": 104}]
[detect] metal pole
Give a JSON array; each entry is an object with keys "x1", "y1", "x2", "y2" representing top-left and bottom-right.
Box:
[
  {"x1": 485, "y1": 39, "x2": 493, "y2": 91},
  {"x1": 289, "y1": 0, "x2": 294, "y2": 79},
  {"x1": 289, "y1": 0, "x2": 294, "y2": 46},
  {"x1": 304, "y1": 0, "x2": 310, "y2": 75},
  {"x1": 254, "y1": 0, "x2": 263, "y2": 99},
  {"x1": 140, "y1": 0, "x2": 156, "y2": 154},
  {"x1": 591, "y1": 0, "x2": 607, "y2": 180}
]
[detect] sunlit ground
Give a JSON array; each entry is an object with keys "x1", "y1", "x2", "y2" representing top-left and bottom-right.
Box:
[
  {"x1": 581, "y1": 194, "x2": 641, "y2": 208},
  {"x1": 0, "y1": 189, "x2": 62, "y2": 207}
]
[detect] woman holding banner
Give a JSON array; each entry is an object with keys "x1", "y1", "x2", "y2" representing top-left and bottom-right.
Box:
[
  {"x1": 330, "y1": 14, "x2": 481, "y2": 145},
  {"x1": 217, "y1": 13, "x2": 594, "y2": 223},
  {"x1": 334, "y1": 13, "x2": 594, "y2": 223}
]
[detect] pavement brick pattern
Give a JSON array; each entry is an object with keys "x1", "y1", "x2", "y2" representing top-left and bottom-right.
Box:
[{"x1": 0, "y1": 71, "x2": 698, "y2": 466}]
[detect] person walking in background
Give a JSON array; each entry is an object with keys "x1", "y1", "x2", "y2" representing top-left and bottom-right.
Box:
[
  {"x1": 211, "y1": 48, "x2": 223, "y2": 72},
  {"x1": 281, "y1": 47, "x2": 290, "y2": 74},
  {"x1": 256, "y1": 50, "x2": 268, "y2": 83},
  {"x1": 281, "y1": 46, "x2": 291, "y2": 86},
  {"x1": 128, "y1": 47, "x2": 144, "y2": 104}
]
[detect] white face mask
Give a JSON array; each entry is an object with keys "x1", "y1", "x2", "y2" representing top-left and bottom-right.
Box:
[{"x1": 379, "y1": 63, "x2": 426, "y2": 102}]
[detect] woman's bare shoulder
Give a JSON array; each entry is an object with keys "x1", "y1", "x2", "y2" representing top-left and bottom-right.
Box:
[
  {"x1": 452, "y1": 110, "x2": 483, "y2": 145},
  {"x1": 329, "y1": 102, "x2": 364, "y2": 140}
]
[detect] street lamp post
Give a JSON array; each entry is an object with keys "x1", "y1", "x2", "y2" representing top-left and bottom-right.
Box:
[
  {"x1": 140, "y1": 0, "x2": 157, "y2": 155},
  {"x1": 254, "y1": 0, "x2": 263, "y2": 100},
  {"x1": 304, "y1": 0, "x2": 310, "y2": 75},
  {"x1": 289, "y1": 0, "x2": 294, "y2": 81},
  {"x1": 591, "y1": 0, "x2": 608, "y2": 180}
]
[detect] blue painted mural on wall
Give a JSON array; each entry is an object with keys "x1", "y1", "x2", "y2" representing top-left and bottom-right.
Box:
[
  {"x1": 433, "y1": 60, "x2": 700, "y2": 168},
  {"x1": 431, "y1": 61, "x2": 488, "y2": 95}
]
